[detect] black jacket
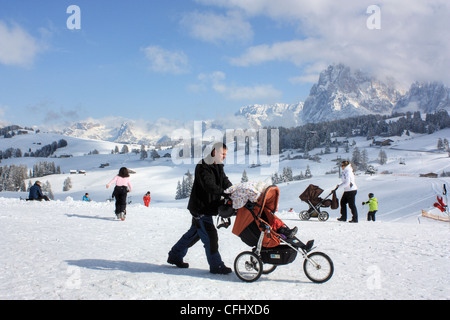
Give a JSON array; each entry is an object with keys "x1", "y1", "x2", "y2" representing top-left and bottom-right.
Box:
[
  {"x1": 187, "y1": 158, "x2": 232, "y2": 216},
  {"x1": 29, "y1": 183, "x2": 44, "y2": 200}
]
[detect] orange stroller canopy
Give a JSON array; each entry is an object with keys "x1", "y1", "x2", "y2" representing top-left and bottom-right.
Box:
[{"x1": 232, "y1": 186, "x2": 281, "y2": 248}]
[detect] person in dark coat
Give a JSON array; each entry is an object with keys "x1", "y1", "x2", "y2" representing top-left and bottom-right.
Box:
[
  {"x1": 168, "y1": 142, "x2": 233, "y2": 274},
  {"x1": 28, "y1": 181, "x2": 50, "y2": 201}
]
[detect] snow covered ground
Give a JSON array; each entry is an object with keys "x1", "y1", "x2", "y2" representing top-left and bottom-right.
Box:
[
  {"x1": 0, "y1": 128, "x2": 449, "y2": 300},
  {"x1": 0, "y1": 198, "x2": 448, "y2": 300}
]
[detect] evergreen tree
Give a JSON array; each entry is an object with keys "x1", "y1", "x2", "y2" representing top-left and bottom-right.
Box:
[
  {"x1": 437, "y1": 138, "x2": 444, "y2": 150},
  {"x1": 305, "y1": 165, "x2": 312, "y2": 178},
  {"x1": 140, "y1": 144, "x2": 148, "y2": 160},
  {"x1": 361, "y1": 149, "x2": 369, "y2": 171},
  {"x1": 175, "y1": 170, "x2": 194, "y2": 200},
  {"x1": 175, "y1": 181, "x2": 183, "y2": 200},
  {"x1": 352, "y1": 147, "x2": 361, "y2": 170},
  {"x1": 378, "y1": 149, "x2": 387, "y2": 165},
  {"x1": 185, "y1": 170, "x2": 194, "y2": 196},
  {"x1": 63, "y1": 177, "x2": 72, "y2": 192},
  {"x1": 282, "y1": 167, "x2": 293, "y2": 182},
  {"x1": 241, "y1": 170, "x2": 248, "y2": 183}
]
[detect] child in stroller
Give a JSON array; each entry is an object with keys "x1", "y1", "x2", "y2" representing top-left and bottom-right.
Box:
[
  {"x1": 231, "y1": 185, "x2": 333, "y2": 283},
  {"x1": 219, "y1": 197, "x2": 298, "y2": 238},
  {"x1": 223, "y1": 182, "x2": 312, "y2": 251}
]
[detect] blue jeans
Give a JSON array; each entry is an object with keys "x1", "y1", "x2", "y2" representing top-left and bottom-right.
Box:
[{"x1": 169, "y1": 216, "x2": 224, "y2": 270}]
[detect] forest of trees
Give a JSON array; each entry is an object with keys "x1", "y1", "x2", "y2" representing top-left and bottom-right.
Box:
[
  {"x1": 274, "y1": 110, "x2": 450, "y2": 152},
  {"x1": 0, "y1": 139, "x2": 68, "y2": 160},
  {"x1": 175, "y1": 170, "x2": 194, "y2": 200},
  {"x1": 0, "y1": 161, "x2": 61, "y2": 192}
]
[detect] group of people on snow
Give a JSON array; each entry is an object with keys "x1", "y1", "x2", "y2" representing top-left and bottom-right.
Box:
[
  {"x1": 27, "y1": 143, "x2": 377, "y2": 276},
  {"x1": 336, "y1": 160, "x2": 378, "y2": 223}
]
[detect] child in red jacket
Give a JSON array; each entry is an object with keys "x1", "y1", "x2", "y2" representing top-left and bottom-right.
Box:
[{"x1": 143, "y1": 191, "x2": 151, "y2": 207}]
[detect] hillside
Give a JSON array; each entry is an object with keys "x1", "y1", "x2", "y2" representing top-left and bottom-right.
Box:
[
  {"x1": 1, "y1": 197, "x2": 448, "y2": 300},
  {"x1": 0, "y1": 126, "x2": 449, "y2": 300}
]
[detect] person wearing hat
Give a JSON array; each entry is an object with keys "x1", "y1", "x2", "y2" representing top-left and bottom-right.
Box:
[
  {"x1": 28, "y1": 181, "x2": 50, "y2": 201},
  {"x1": 363, "y1": 193, "x2": 378, "y2": 221},
  {"x1": 336, "y1": 160, "x2": 358, "y2": 222}
]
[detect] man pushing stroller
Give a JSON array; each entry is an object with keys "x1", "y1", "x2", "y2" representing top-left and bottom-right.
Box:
[{"x1": 168, "y1": 143, "x2": 233, "y2": 275}]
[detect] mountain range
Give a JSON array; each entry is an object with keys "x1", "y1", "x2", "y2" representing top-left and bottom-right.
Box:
[
  {"x1": 5, "y1": 64, "x2": 449, "y2": 145},
  {"x1": 240, "y1": 64, "x2": 450, "y2": 129}
]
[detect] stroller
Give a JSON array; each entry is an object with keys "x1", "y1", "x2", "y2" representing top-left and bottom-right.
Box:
[
  {"x1": 298, "y1": 184, "x2": 338, "y2": 222},
  {"x1": 231, "y1": 185, "x2": 334, "y2": 283}
]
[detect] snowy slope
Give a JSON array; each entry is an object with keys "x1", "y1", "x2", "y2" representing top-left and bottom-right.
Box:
[
  {"x1": 0, "y1": 198, "x2": 448, "y2": 300},
  {"x1": 0, "y1": 128, "x2": 449, "y2": 300}
]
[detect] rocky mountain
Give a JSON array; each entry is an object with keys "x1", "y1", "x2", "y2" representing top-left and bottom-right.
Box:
[
  {"x1": 393, "y1": 81, "x2": 450, "y2": 114},
  {"x1": 54, "y1": 64, "x2": 450, "y2": 143},
  {"x1": 236, "y1": 102, "x2": 304, "y2": 128},
  {"x1": 237, "y1": 64, "x2": 450, "y2": 128},
  {"x1": 61, "y1": 121, "x2": 150, "y2": 145},
  {"x1": 301, "y1": 64, "x2": 404, "y2": 123}
]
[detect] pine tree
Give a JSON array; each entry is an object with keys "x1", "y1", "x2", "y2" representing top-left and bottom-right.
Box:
[
  {"x1": 360, "y1": 149, "x2": 369, "y2": 171},
  {"x1": 185, "y1": 170, "x2": 193, "y2": 196},
  {"x1": 352, "y1": 147, "x2": 361, "y2": 170},
  {"x1": 437, "y1": 138, "x2": 444, "y2": 150},
  {"x1": 241, "y1": 170, "x2": 248, "y2": 183},
  {"x1": 282, "y1": 167, "x2": 293, "y2": 182},
  {"x1": 63, "y1": 177, "x2": 72, "y2": 192},
  {"x1": 175, "y1": 181, "x2": 183, "y2": 200},
  {"x1": 305, "y1": 165, "x2": 312, "y2": 178},
  {"x1": 378, "y1": 149, "x2": 387, "y2": 165},
  {"x1": 140, "y1": 144, "x2": 148, "y2": 160}
]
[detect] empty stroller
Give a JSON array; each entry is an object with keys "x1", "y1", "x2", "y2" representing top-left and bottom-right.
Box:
[
  {"x1": 298, "y1": 184, "x2": 338, "y2": 222},
  {"x1": 231, "y1": 185, "x2": 334, "y2": 283}
]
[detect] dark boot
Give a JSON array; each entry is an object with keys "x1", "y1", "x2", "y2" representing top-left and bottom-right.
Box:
[{"x1": 167, "y1": 256, "x2": 189, "y2": 268}]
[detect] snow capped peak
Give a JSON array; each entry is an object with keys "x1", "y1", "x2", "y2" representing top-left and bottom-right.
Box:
[
  {"x1": 30, "y1": 64, "x2": 450, "y2": 143},
  {"x1": 394, "y1": 81, "x2": 450, "y2": 114},
  {"x1": 236, "y1": 102, "x2": 304, "y2": 128},
  {"x1": 302, "y1": 64, "x2": 404, "y2": 123}
]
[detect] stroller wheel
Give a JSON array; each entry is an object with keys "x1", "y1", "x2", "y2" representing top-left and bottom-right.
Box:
[
  {"x1": 303, "y1": 252, "x2": 334, "y2": 283},
  {"x1": 299, "y1": 210, "x2": 310, "y2": 221},
  {"x1": 318, "y1": 211, "x2": 329, "y2": 222},
  {"x1": 262, "y1": 264, "x2": 277, "y2": 275},
  {"x1": 234, "y1": 252, "x2": 263, "y2": 282}
]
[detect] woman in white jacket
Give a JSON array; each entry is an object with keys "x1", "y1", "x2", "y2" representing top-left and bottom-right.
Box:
[{"x1": 336, "y1": 161, "x2": 358, "y2": 223}]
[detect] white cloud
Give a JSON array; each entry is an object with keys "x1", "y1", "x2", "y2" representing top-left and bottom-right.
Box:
[
  {"x1": 142, "y1": 45, "x2": 190, "y2": 74},
  {"x1": 0, "y1": 21, "x2": 41, "y2": 67},
  {"x1": 180, "y1": 10, "x2": 253, "y2": 44},
  {"x1": 193, "y1": 71, "x2": 282, "y2": 101},
  {"x1": 199, "y1": 0, "x2": 450, "y2": 87}
]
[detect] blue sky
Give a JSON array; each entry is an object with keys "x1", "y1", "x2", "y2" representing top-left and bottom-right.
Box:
[{"x1": 0, "y1": 0, "x2": 449, "y2": 129}]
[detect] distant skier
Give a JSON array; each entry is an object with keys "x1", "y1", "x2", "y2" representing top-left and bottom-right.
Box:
[
  {"x1": 143, "y1": 191, "x2": 151, "y2": 207},
  {"x1": 362, "y1": 193, "x2": 378, "y2": 221},
  {"x1": 107, "y1": 167, "x2": 132, "y2": 220}
]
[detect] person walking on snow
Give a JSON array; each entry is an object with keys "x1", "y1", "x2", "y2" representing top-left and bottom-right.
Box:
[
  {"x1": 168, "y1": 142, "x2": 233, "y2": 275},
  {"x1": 363, "y1": 193, "x2": 378, "y2": 221},
  {"x1": 107, "y1": 167, "x2": 132, "y2": 221},
  {"x1": 336, "y1": 160, "x2": 358, "y2": 223}
]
